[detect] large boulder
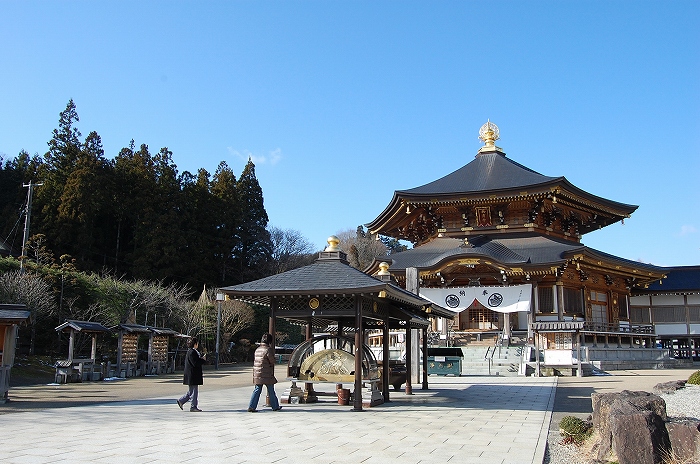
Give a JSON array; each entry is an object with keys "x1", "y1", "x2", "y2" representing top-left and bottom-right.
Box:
[
  {"x1": 592, "y1": 390, "x2": 669, "y2": 463},
  {"x1": 666, "y1": 420, "x2": 700, "y2": 463},
  {"x1": 653, "y1": 380, "x2": 686, "y2": 394}
]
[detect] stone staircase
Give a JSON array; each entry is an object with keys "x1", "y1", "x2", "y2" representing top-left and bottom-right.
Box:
[{"x1": 458, "y1": 344, "x2": 522, "y2": 377}]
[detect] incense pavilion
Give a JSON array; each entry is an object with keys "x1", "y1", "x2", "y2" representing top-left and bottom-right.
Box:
[{"x1": 365, "y1": 121, "x2": 669, "y2": 373}]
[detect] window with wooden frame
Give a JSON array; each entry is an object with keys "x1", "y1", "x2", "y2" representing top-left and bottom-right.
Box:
[
  {"x1": 537, "y1": 286, "x2": 554, "y2": 313},
  {"x1": 590, "y1": 290, "x2": 608, "y2": 325},
  {"x1": 564, "y1": 287, "x2": 584, "y2": 315},
  {"x1": 618, "y1": 294, "x2": 629, "y2": 320}
]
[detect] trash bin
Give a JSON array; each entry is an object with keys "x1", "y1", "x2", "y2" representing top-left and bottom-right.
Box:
[{"x1": 427, "y1": 347, "x2": 463, "y2": 376}]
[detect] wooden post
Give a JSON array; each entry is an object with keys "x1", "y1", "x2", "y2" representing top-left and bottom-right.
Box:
[
  {"x1": 91, "y1": 334, "x2": 97, "y2": 361},
  {"x1": 68, "y1": 330, "x2": 75, "y2": 362},
  {"x1": 556, "y1": 279, "x2": 565, "y2": 322},
  {"x1": 353, "y1": 296, "x2": 363, "y2": 411},
  {"x1": 422, "y1": 326, "x2": 428, "y2": 389},
  {"x1": 576, "y1": 331, "x2": 582, "y2": 377},
  {"x1": 382, "y1": 316, "x2": 390, "y2": 402},
  {"x1": 405, "y1": 325, "x2": 413, "y2": 395},
  {"x1": 269, "y1": 298, "x2": 277, "y2": 342},
  {"x1": 534, "y1": 328, "x2": 540, "y2": 377}
]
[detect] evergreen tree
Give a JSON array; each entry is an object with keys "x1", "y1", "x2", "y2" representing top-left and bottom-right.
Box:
[
  {"x1": 234, "y1": 159, "x2": 272, "y2": 283},
  {"x1": 114, "y1": 143, "x2": 159, "y2": 279},
  {"x1": 210, "y1": 162, "x2": 240, "y2": 284},
  {"x1": 56, "y1": 131, "x2": 112, "y2": 268},
  {"x1": 180, "y1": 168, "x2": 219, "y2": 287},
  {"x1": 0, "y1": 150, "x2": 42, "y2": 252},
  {"x1": 35, "y1": 100, "x2": 83, "y2": 254}
]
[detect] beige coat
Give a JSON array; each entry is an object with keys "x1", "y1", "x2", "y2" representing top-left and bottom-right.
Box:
[{"x1": 252, "y1": 343, "x2": 277, "y2": 385}]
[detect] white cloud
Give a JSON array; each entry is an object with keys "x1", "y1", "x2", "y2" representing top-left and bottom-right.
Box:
[
  {"x1": 226, "y1": 147, "x2": 282, "y2": 166},
  {"x1": 678, "y1": 225, "x2": 697, "y2": 236}
]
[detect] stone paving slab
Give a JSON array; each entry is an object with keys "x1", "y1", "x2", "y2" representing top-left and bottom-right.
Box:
[{"x1": 1, "y1": 375, "x2": 556, "y2": 464}]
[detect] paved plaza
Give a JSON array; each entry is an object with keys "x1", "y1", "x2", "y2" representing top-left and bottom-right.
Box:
[
  {"x1": 1, "y1": 375, "x2": 556, "y2": 464},
  {"x1": 4, "y1": 367, "x2": 697, "y2": 464}
]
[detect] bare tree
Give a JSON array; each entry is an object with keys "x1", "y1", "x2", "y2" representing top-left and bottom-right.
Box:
[
  {"x1": 267, "y1": 225, "x2": 317, "y2": 274},
  {"x1": 335, "y1": 226, "x2": 388, "y2": 270},
  {"x1": 0, "y1": 270, "x2": 57, "y2": 354}
]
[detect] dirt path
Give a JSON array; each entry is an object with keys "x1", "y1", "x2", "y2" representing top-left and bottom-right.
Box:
[{"x1": 1, "y1": 364, "x2": 254, "y2": 415}]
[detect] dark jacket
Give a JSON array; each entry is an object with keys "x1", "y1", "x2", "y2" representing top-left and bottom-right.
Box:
[
  {"x1": 252, "y1": 343, "x2": 277, "y2": 385},
  {"x1": 183, "y1": 348, "x2": 205, "y2": 385}
]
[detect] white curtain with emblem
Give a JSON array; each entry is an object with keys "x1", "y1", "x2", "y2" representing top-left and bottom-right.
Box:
[{"x1": 419, "y1": 285, "x2": 531, "y2": 313}]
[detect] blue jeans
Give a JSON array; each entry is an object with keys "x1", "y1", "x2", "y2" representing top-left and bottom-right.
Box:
[
  {"x1": 179, "y1": 384, "x2": 199, "y2": 408},
  {"x1": 248, "y1": 384, "x2": 279, "y2": 410}
]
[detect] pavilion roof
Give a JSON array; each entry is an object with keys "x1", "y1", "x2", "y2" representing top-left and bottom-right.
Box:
[
  {"x1": 221, "y1": 249, "x2": 454, "y2": 320},
  {"x1": 55, "y1": 320, "x2": 111, "y2": 333},
  {"x1": 0, "y1": 304, "x2": 30, "y2": 324}
]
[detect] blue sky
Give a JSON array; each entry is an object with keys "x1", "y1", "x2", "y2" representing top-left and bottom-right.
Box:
[{"x1": 1, "y1": 1, "x2": 698, "y2": 267}]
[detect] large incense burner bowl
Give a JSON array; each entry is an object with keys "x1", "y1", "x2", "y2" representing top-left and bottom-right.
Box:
[{"x1": 287, "y1": 335, "x2": 379, "y2": 383}]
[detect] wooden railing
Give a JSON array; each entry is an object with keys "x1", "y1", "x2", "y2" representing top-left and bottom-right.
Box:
[{"x1": 582, "y1": 322, "x2": 654, "y2": 334}]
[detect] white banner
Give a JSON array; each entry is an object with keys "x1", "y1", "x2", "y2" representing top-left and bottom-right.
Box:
[{"x1": 419, "y1": 285, "x2": 532, "y2": 314}]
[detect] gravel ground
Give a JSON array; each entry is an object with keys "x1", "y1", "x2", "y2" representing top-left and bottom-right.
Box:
[{"x1": 544, "y1": 384, "x2": 700, "y2": 464}]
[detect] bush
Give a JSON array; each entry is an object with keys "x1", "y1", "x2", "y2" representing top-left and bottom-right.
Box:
[
  {"x1": 688, "y1": 370, "x2": 700, "y2": 385},
  {"x1": 559, "y1": 415, "x2": 593, "y2": 445}
]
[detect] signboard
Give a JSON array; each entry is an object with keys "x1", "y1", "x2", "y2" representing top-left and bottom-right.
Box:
[{"x1": 419, "y1": 285, "x2": 532, "y2": 314}]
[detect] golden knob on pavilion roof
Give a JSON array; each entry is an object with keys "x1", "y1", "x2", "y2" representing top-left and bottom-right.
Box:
[
  {"x1": 325, "y1": 235, "x2": 341, "y2": 252},
  {"x1": 478, "y1": 120, "x2": 500, "y2": 147}
]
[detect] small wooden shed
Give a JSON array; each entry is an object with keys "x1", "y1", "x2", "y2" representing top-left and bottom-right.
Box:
[
  {"x1": 54, "y1": 320, "x2": 111, "y2": 383},
  {"x1": 0, "y1": 304, "x2": 31, "y2": 402},
  {"x1": 112, "y1": 324, "x2": 179, "y2": 377}
]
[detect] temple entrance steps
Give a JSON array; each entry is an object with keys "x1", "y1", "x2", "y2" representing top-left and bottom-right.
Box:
[{"x1": 457, "y1": 345, "x2": 521, "y2": 377}]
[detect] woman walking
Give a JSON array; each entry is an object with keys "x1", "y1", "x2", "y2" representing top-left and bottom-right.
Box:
[
  {"x1": 177, "y1": 336, "x2": 206, "y2": 412},
  {"x1": 248, "y1": 333, "x2": 282, "y2": 412}
]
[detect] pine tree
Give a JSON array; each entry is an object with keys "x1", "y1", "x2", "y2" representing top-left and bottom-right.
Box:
[
  {"x1": 234, "y1": 159, "x2": 272, "y2": 283},
  {"x1": 210, "y1": 161, "x2": 240, "y2": 284},
  {"x1": 34, "y1": 100, "x2": 83, "y2": 262}
]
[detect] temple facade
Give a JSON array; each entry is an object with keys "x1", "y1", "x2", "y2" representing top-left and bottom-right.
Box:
[{"x1": 365, "y1": 122, "x2": 673, "y2": 373}]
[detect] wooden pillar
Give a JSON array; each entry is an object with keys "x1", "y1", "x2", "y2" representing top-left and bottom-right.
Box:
[
  {"x1": 352, "y1": 296, "x2": 363, "y2": 411},
  {"x1": 576, "y1": 331, "x2": 582, "y2": 378},
  {"x1": 529, "y1": 281, "x2": 538, "y2": 341},
  {"x1": 91, "y1": 334, "x2": 98, "y2": 360},
  {"x1": 556, "y1": 279, "x2": 564, "y2": 321},
  {"x1": 68, "y1": 330, "x2": 75, "y2": 361},
  {"x1": 269, "y1": 298, "x2": 277, "y2": 340},
  {"x1": 117, "y1": 331, "x2": 123, "y2": 366},
  {"x1": 534, "y1": 328, "x2": 540, "y2": 377},
  {"x1": 422, "y1": 326, "x2": 428, "y2": 389},
  {"x1": 405, "y1": 325, "x2": 413, "y2": 395},
  {"x1": 305, "y1": 318, "x2": 312, "y2": 340},
  {"x1": 382, "y1": 317, "x2": 390, "y2": 402}
]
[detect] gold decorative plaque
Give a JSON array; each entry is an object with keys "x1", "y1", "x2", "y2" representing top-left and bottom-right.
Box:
[{"x1": 309, "y1": 298, "x2": 319, "y2": 309}]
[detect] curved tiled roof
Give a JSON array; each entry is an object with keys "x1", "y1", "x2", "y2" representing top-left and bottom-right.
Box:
[
  {"x1": 398, "y1": 151, "x2": 558, "y2": 196},
  {"x1": 380, "y1": 236, "x2": 578, "y2": 271}
]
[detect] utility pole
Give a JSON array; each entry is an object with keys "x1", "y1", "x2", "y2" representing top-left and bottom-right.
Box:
[{"x1": 20, "y1": 180, "x2": 43, "y2": 272}]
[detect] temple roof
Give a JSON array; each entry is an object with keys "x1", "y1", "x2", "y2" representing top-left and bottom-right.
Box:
[
  {"x1": 369, "y1": 234, "x2": 664, "y2": 282},
  {"x1": 638, "y1": 266, "x2": 700, "y2": 294},
  {"x1": 367, "y1": 122, "x2": 638, "y2": 239},
  {"x1": 397, "y1": 151, "x2": 558, "y2": 196}
]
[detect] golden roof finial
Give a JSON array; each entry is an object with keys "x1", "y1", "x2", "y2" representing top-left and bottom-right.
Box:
[
  {"x1": 325, "y1": 235, "x2": 340, "y2": 252},
  {"x1": 377, "y1": 262, "x2": 390, "y2": 276},
  {"x1": 477, "y1": 120, "x2": 504, "y2": 155},
  {"x1": 478, "y1": 119, "x2": 500, "y2": 147}
]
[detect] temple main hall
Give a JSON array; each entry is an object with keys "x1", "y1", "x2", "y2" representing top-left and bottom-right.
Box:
[{"x1": 365, "y1": 121, "x2": 668, "y2": 372}]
